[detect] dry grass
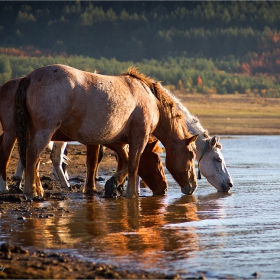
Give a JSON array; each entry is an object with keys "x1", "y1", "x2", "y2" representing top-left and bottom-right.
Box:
[{"x1": 175, "y1": 92, "x2": 280, "y2": 135}]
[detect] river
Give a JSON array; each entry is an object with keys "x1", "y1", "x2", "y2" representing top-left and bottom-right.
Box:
[{"x1": 1, "y1": 135, "x2": 280, "y2": 279}]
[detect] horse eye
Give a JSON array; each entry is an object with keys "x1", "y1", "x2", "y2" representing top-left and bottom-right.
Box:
[{"x1": 217, "y1": 159, "x2": 222, "y2": 163}]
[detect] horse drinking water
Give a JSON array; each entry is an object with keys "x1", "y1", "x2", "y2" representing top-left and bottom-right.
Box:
[
  {"x1": 14, "y1": 65, "x2": 198, "y2": 199},
  {"x1": 159, "y1": 85, "x2": 233, "y2": 192},
  {"x1": 0, "y1": 78, "x2": 167, "y2": 196}
]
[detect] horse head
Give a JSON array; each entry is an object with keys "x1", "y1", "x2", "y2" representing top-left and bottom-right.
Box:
[
  {"x1": 138, "y1": 139, "x2": 168, "y2": 195},
  {"x1": 198, "y1": 136, "x2": 233, "y2": 192},
  {"x1": 165, "y1": 134, "x2": 199, "y2": 195}
]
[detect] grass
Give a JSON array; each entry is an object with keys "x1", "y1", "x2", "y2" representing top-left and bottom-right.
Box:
[{"x1": 175, "y1": 92, "x2": 280, "y2": 135}]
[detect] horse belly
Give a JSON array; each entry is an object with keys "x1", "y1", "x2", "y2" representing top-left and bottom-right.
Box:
[{"x1": 61, "y1": 95, "x2": 135, "y2": 145}]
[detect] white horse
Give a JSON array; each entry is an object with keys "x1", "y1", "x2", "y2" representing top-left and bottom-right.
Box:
[{"x1": 161, "y1": 85, "x2": 233, "y2": 192}]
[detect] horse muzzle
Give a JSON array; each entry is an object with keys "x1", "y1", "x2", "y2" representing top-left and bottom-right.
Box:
[
  {"x1": 220, "y1": 181, "x2": 233, "y2": 192},
  {"x1": 181, "y1": 183, "x2": 197, "y2": 195}
]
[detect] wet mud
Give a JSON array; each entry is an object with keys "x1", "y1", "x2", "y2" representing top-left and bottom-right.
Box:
[{"x1": 0, "y1": 243, "x2": 183, "y2": 279}]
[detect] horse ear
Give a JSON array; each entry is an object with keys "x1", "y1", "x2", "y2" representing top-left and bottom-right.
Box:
[
  {"x1": 210, "y1": 136, "x2": 221, "y2": 148},
  {"x1": 185, "y1": 134, "x2": 199, "y2": 146},
  {"x1": 146, "y1": 140, "x2": 159, "y2": 152}
]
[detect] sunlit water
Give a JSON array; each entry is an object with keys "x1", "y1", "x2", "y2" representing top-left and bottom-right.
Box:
[{"x1": 1, "y1": 136, "x2": 280, "y2": 279}]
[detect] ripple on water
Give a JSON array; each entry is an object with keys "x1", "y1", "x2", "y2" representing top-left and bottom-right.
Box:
[{"x1": 1, "y1": 136, "x2": 280, "y2": 279}]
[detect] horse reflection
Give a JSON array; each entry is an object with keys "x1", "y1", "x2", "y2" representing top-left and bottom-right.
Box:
[{"x1": 6, "y1": 193, "x2": 231, "y2": 269}]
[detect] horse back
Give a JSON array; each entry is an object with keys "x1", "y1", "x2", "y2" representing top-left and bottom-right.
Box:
[{"x1": 23, "y1": 64, "x2": 160, "y2": 144}]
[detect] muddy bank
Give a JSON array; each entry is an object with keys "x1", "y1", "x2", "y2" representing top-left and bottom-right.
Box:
[{"x1": 0, "y1": 243, "x2": 190, "y2": 279}]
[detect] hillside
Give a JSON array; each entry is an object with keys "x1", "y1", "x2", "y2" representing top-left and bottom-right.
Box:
[
  {"x1": 1, "y1": 1, "x2": 280, "y2": 61},
  {"x1": 0, "y1": 1, "x2": 279, "y2": 96}
]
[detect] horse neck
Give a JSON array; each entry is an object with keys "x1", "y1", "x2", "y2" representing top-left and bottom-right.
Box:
[
  {"x1": 159, "y1": 85, "x2": 209, "y2": 160},
  {"x1": 153, "y1": 107, "x2": 186, "y2": 148},
  {"x1": 183, "y1": 108, "x2": 209, "y2": 160}
]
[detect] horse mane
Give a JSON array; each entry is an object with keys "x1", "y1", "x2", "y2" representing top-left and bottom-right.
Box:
[
  {"x1": 122, "y1": 67, "x2": 190, "y2": 137},
  {"x1": 123, "y1": 68, "x2": 222, "y2": 149},
  {"x1": 123, "y1": 67, "x2": 155, "y2": 93},
  {"x1": 155, "y1": 84, "x2": 224, "y2": 149}
]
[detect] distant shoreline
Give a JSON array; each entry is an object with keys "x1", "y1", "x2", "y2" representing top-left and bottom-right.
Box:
[
  {"x1": 178, "y1": 93, "x2": 280, "y2": 136},
  {"x1": 1, "y1": 93, "x2": 280, "y2": 136}
]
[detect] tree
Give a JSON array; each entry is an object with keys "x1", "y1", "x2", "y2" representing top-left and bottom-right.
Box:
[{"x1": 0, "y1": 56, "x2": 12, "y2": 84}]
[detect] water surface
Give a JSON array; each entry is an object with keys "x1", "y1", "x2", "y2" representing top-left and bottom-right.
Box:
[{"x1": 1, "y1": 136, "x2": 280, "y2": 279}]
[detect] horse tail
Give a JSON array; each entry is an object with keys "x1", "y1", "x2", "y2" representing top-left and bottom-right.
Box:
[{"x1": 14, "y1": 76, "x2": 31, "y2": 168}]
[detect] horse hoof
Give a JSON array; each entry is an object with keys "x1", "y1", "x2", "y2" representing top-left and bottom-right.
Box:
[
  {"x1": 32, "y1": 196, "x2": 45, "y2": 202},
  {"x1": 11, "y1": 175, "x2": 22, "y2": 181},
  {"x1": 124, "y1": 191, "x2": 137, "y2": 198},
  {"x1": 104, "y1": 178, "x2": 124, "y2": 198},
  {"x1": 82, "y1": 187, "x2": 98, "y2": 195},
  {"x1": 104, "y1": 177, "x2": 118, "y2": 197}
]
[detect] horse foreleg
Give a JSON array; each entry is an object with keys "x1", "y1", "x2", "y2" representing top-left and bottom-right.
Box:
[
  {"x1": 125, "y1": 139, "x2": 147, "y2": 198},
  {"x1": 0, "y1": 132, "x2": 17, "y2": 193},
  {"x1": 50, "y1": 142, "x2": 70, "y2": 189},
  {"x1": 83, "y1": 144, "x2": 100, "y2": 194}
]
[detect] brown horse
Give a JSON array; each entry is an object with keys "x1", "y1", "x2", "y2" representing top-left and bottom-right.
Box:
[
  {"x1": 14, "y1": 65, "x2": 198, "y2": 199},
  {"x1": 0, "y1": 78, "x2": 168, "y2": 196}
]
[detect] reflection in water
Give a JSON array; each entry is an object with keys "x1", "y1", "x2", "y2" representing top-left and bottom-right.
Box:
[
  {"x1": 1, "y1": 188, "x2": 227, "y2": 276},
  {"x1": 2, "y1": 136, "x2": 280, "y2": 279}
]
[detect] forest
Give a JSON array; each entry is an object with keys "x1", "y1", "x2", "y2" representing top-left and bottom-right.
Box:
[{"x1": 0, "y1": 1, "x2": 280, "y2": 96}]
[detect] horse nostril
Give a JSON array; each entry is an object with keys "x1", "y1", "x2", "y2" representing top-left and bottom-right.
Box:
[{"x1": 229, "y1": 182, "x2": 233, "y2": 189}]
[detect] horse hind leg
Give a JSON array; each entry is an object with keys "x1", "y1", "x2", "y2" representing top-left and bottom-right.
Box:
[
  {"x1": 24, "y1": 131, "x2": 53, "y2": 199},
  {"x1": 62, "y1": 144, "x2": 69, "y2": 180},
  {"x1": 50, "y1": 142, "x2": 70, "y2": 189},
  {"x1": 12, "y1": 159, "x2": 24, "y2": 181},
  {"x1": 0, "y1": 132, "x2": 17, "y2": 193}
]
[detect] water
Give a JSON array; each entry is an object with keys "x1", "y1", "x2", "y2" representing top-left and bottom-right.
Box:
[{"x1": 1, "y1": 135, "x2": 280, "y2": 279}]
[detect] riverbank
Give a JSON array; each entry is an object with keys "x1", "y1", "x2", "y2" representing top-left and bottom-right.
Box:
[
  {"x1": 0, "y1": 243, "x2": 186, "y2": 279},
  {"x1": 178, "y1": 93, "x2": 280, "y2": 135}
]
